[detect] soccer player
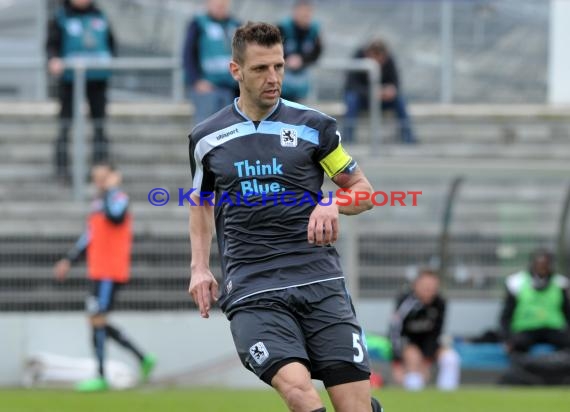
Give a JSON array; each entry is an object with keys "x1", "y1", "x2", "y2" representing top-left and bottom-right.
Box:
[
  {"x1": 188, "y1": 22, "x2": 382, "y2": 412},
  {"x1": 388, "y1": 269, "x2": 450, "y2": 390},
  {"x1": 53, "y1": 163, "x2": 156, "y2": 392}
]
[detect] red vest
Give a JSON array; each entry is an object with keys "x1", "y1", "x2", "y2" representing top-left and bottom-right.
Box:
[{"x1": 86, "y1": 212, "x2": 132, "y2": 283}]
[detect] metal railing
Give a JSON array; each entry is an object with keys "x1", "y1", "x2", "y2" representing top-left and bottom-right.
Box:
[
  {"x1": 313, "y1": 57, "x2": 382, "y2": 150},
  {"x1": 62, "y1": 57, "x2": 184, "y2": 200},
  {"x1": 0, "y1": 56, "x2": 380, "y2": 201}
]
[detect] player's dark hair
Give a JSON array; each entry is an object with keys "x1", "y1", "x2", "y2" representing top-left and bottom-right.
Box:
[
  {"x1": 416, "y1": 268, "x2": 439, "y2": 281},
  {"x1": 529, "y1": 248, "x2": 554, "y2": 267},
  {"x1": 91, "y1": 160, "x2": 116, "y2": 172},
  {"x1": 232, "y1": 22, "x2": 282, "y2": 64},
  {"x1": 366, "y1": 39, "x2": 389, "y2": 56}
]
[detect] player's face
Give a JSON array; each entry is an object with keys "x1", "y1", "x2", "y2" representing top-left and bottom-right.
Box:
[
  {"x1": 71, "y1": 0, "x2": 92, "y2": 9},
  {"x1": 91, "y1": 166, "x2": 110, "y2": 192},
  {"x1": 237, "y1": 43, "x2": 285, "y2": 111},
  {"x1": 532, "y1": 256, "x2": 552, "y2": 277},
  {"x1": 207, "y1": 0, "x2": 231, "y2": 20},
  {"x1": 414, "y1": 275, "x2": 439, "y2": 305},
  {"x1": 293, "y1": 4, "x2": 313, "y2": 29}
]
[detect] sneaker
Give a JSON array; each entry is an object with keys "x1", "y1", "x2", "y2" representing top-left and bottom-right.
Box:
[
  {"x1": 140, "y1": 354, "x2": 157, "y2": 382},
  {"x1": 75, "y1": 377, "x2": 109, "y2": 392}
]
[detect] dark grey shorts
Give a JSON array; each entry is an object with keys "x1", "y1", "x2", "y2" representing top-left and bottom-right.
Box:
[{"x1": 228, "y1": 278, "x2": 371, "y2": 385}]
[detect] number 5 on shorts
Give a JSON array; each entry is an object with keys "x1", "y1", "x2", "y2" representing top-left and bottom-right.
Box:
[{"x1": 352, "y1": 332, "x2": 364, "y2": 363}]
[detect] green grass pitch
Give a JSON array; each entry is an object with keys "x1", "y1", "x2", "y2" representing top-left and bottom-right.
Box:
[{"x1": 2, "y1": 387, "x2": 570, "y2": 412}]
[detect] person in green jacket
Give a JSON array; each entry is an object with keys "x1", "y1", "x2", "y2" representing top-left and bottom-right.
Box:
[{"x1": 500, "y1": 249, "x2": 570, "y2": 353}]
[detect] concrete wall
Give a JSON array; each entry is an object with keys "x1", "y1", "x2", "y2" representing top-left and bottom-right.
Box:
[{"x1": 0, "y1": 298, "x2": 502, "y2": 387}]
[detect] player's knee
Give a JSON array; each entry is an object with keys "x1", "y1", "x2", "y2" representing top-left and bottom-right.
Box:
[
  {"x1": 402, "y1": 344, "x2": 423, "y2": 367},
  {"x1": 283, "y1": 383, "x2": 320, "y2": 410},
  {"x1": 276, "y1": 379, "x2": 321, "y2": 411},
  {"x1": 271, "y1": 362, "x2": 320, "y2": 410}
]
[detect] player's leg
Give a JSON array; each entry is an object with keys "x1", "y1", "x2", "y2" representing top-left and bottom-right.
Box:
[
  {"x1": 55, "y1": 82, "x2": 72, "y2": 180},
  {"x1": 323, "y1": 364, "x2": 374, "y2": 412},
  {"x1": 90, "y1": 312, "x2": 108, "y2": 379},
  {"x1": 295, "y1": 279, "x2": 382, "y2": 412},
  {"x1": 105, "y1": 322, "x2": 156, "y2": 381},
  {"x1": 508, "y1": 330, "x2": 535, "y2": 353},
  {"x1": 271, "y1": 361, "x2": 323, "y2": 412},
  {"x1": 189, "y1": 88, "x2": 218, "y2": 125},
  {"x1": 76, "y1": 280, "x2": 115, "y2": 391},
  {"x1": 390, "y1": 360, "x2": 405, "y2": 385},
  {"x1": 538, "y1": 328, "x2": 570, "y2": 350},
  {"x1": 86, "y1": 80, "x2": 109, "y2": 164},
  {"x1": 99, "y1": 282, "x2": 157, "y2": 381},
  {"x1": 229, "y1": 300, "x2": 323, "y2": 411},
  {"x1": 400, "y1": 343, "x2": 426, "y2": 390},
  {"x1": 342, "y1": 90, "x2": 364, "y2": 143}
]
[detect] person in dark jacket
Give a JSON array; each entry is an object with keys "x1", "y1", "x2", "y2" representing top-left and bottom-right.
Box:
[
  {"x1": 46, "y1": 0, "x2": 116, "y2": 183},
  {"x1": 388, "y1": 269, "x2": 449, "y2": 390},
  {"x1": 277, "y1": 0, "x2": 322, "y2": 102},
  {"x1": 182, "y1": 0, "x2": 241, "y2": 124},
  {"x1": 343, "y1": 39, "x2": 415, "y2": 144},
  {"x1": 500, "y1": 249, "x2": 570, "y2": 353}
]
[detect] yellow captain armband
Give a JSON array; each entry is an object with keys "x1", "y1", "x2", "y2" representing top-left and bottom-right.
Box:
[{"x1": 319, "y1": 143, "x2": 355, "y2": 178}]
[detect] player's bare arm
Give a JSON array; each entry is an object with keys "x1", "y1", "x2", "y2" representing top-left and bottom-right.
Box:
[
  {"x1": 188, "y1": 194, "x2": 218, "y2": 318},
  {"x1": 332, "y1": 166, "x2": 374, "y2": 215},
  {"x1": 308, "y1": 167, "x2": 373, "y2": 246}
]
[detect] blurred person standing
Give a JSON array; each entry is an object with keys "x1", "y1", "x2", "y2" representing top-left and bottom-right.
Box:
[
  {"x1": 182, "y1": 0, "x2": 241, "y2": 124},
  {"x1": 500, "y1": 249, "x2": 570, "y2": 353},
  {"x1": 53, "y1": 163, "x2": 156, "y2": 392},
  {"x1": 388, "y1": 269, "x2": 459, "y2": 391},
  {"x1": 46, "y1": 0, "x2": 116, "y2": 183},
  {"x1": 343, "y1": 39, "x2": 415, "y2": 144},
  {"x1": 277, "y1": 0, "x2": 322, "y2": 102}
]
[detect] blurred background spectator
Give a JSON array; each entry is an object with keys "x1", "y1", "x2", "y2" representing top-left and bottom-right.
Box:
[
  {"x1": 388, "y1": 269, "x2": 459, "y2": 391},
  {"x1": 500, "y1": 249, "x2": 570, "y2": 354},
  {"x1": 46, "y1": 0, "x2": 116, "y2": 184},
  {"x1": 278, "y1": 0, "x2": 322, "y2": 102},
  {"x1": 182, "y1": 0, "x2": 240, "y2": 124},
  {"x1": 343, "y1": 39, "x2": 415, "y2": 144}
]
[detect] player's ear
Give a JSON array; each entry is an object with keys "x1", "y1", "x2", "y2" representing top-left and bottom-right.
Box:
[{"x1": 229, "y1": 60, "x2": 242, "y2": 82}]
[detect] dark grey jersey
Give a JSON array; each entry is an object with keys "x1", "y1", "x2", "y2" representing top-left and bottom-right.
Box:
[{"x1": 189, "y1": 98, "x2": 357, "y2": 311}]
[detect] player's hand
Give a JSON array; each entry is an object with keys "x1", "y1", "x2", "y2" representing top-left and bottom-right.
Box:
[
  {"x1": 307, "y1": 202, "x2": 339, "y2": 246},
  {"x1": 194, "y1": 80, "x2": 214, "y2": 94},
  {"x1": 188, "y1": 269, "x2": 219, "y2": 318},
  {"x1": 48, "y1": 58, "x2": 64, "y2": 77},
  {"x1": 53, "y1": 258, "x2": 71, "y2": 281}
]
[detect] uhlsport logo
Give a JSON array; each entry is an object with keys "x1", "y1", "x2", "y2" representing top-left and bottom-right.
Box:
[
  {"x1": 216, "y1": 127, "x2": 239, "y2": 141},
  {"x1": 280, "y1": 128, "x2": 298, "y2": 147},
  {"x1": 249, "y1": 342, "x2": 269, "y2": 365}
]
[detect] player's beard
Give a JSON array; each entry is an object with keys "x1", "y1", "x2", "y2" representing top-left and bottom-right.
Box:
[
  {"x1": 240, "y1": 76, "x2": 280, "y2": 114},
  {"x1": 249, "y1": 90, "x2": 279, "y2": 112}
]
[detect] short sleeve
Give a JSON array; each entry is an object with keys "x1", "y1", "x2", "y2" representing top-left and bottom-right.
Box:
[
  {"x1": 189, "y1": 135, "x2": 215, "y2": 192},
  {"x1": 316, "y1": 119, "x2": 357, "y2": 179}
]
